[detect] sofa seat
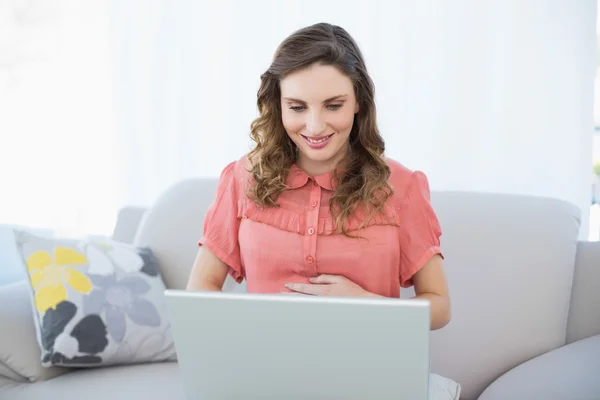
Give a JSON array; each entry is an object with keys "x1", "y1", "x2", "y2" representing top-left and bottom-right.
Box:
[
  {"x1": 478, "y1": 334, "x2": 600, "y2": 400},
  {"x1": 0, "y1": 362, "x2": 185, "y2": 400}
]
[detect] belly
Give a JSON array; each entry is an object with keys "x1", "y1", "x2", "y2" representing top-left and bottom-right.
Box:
[{"x1": 238, "y1": 220, "x2": 401, "y2": 296}]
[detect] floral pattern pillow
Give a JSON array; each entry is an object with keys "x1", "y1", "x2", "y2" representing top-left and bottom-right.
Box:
[{"x1": 14, "y1": 230, "x2": 176, "y2": 367}]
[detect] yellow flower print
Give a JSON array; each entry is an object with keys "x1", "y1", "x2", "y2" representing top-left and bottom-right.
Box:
[{"x1": 26, "y1": 247, "x2": 92, "y2": 313}]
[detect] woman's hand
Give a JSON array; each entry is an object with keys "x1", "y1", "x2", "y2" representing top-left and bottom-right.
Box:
[{"x1": 285, "y1": 274, "x2": 379, "y2": 297}]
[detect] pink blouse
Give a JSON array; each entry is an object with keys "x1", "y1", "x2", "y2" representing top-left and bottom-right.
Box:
[{"x1": 198, "y1": 156, "x2": 443, "y2": 298}]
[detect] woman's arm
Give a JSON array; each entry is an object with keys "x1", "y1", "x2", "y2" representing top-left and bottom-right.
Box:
[
  {"x1": 185, "y1": 247, "x2": 230, "y2": 291},
  {"x1": 411, "y1": 254, "x2": 451, "y2": 330},
  {"x1": 286, "y1": 256, "x2": 452, "y2": 331}
]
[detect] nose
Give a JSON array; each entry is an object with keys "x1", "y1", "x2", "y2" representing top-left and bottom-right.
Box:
[{"x1": 305, "y1": 110, "x2": 326, "y2": 136}]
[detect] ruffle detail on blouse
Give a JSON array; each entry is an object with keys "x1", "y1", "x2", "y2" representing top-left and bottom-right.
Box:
[{"x1": 238, "y1": 198, "x2": 401, "y2": 236}]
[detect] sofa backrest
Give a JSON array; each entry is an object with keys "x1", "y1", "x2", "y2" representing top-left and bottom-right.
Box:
[
  {"x1": 425, "y1": 191, "x2": 579, "y2": 399},
  {"x1": 134, "y1": 178, "x2": 219, "y2": 290},
  {"x1": 134, "y1": 178, "x2": 581, "y2": 400}
]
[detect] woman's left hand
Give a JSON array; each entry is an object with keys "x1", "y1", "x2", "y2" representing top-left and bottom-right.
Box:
[{"x1": 285, "y1": 274, "x2": 378, "y2": 297}]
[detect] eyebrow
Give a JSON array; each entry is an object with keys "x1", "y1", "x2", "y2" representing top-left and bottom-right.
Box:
[{"x1": 282, "y1": 94, "x2": 348, "y2": 104}]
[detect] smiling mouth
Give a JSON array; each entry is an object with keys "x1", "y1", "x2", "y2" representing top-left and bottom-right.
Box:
[{"x1": 301, "y1": 133, "x2": 334, "y2": 144}]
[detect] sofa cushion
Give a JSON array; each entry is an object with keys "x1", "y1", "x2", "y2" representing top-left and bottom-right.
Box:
[
  {"x1": 0, "y1": 363, "x2": 25, "y2": 383},
  {"x1": 478, "y1": 334, "x2": 600, "y2": 400},
  {"x1": 0, "y1": 281, "x2": 72, "y2": 382},
  {"x1": 13, "y1": 231, "x2": 176, "y2": 368},
  {"x1": 0, "y1": 360, "x2": 464, "y2": 400},
  {"x1": 0, "y1": 362, "x2": 184, "y2": 400},
  {"x1": 0, "y1": 375, "x2": 19, "y2": 392}
]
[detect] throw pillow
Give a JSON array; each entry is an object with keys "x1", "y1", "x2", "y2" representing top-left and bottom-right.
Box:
[
  {"x1": 0, "y1": 224, "x2": 52, "y2": 286},
  {"x1": 13, "y1": 230, "x2": 176, "y2": 368}
]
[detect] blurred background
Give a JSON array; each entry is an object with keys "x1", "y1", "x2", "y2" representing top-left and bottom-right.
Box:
[{"x1": 0, "y1": 0, "x2": 597, "y2": 263}]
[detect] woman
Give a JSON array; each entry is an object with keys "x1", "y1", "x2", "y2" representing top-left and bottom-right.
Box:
[{"x1": 186, "y1": 22, "x2": 451, "y2": 331}]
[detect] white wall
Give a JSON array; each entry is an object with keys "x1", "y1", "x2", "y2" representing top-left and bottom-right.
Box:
[{"x1": 112, "y1": 0, "x2": 596, "y2": 238}]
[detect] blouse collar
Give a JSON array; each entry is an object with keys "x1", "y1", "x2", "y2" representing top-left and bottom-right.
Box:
[{"x1": 286, "y1": 164, "x2": 338, "y2": 191}]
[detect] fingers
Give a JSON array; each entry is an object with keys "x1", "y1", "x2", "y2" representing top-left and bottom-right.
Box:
[
  {"x1": 285, "y1": 283, "x2": 330, "y2": 296},
  {"x1": 309, "y1": 274, "x2": 344, "y2": 284},
  {"x1": 285, "y1": 275, "x2": 345, "y2": 295}
]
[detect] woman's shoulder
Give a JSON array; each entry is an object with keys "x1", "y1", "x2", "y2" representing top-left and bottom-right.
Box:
[
  {"x1": 213, "y1": 155, "x2": 254, "y2": 194},
  {"x1": 384, "y1": 157, "x2": 432, "y2": 203},
  {"x1": 219, "y1": 154, "x2": 252, "y2": 178},
  {"x1": 384, "y1": 157, "x2": 414, "y2": 189}
]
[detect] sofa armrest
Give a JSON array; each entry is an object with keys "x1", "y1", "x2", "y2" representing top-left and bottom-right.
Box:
[
  {"x1": 567, "y1": 241, "x2": 600, "y2": 344},
  {"x1": 112, "y1": 207, "x2": 147, "y2": 244},
  {"x1": 477, "y1": 334, "x2": 600, "y2": 400},
  {"x1": 0, "y1": 281, "x2": 71, "y2": 382}
]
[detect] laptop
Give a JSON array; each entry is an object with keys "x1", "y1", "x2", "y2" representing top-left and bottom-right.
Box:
[{"x1": 165, "y1": 290, "x2": 431, "y2": 400}]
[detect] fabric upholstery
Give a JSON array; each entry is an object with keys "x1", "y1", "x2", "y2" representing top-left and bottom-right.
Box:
[
  {"x1": 0, "y1": 363, "x2": 25, "y2": 383},
  {"x1": 112, "y1": 207, "x2": 147, "y2": 245},
  {"x1": 478, "y1": 334, "x2": 600, "y2": 400},
  {"x1": 429, "y1": 373, "x2": 462, "y2": 400},
  {"x1": 0, "y1": 362, "x2": 464, "y2": 400},
  {"x1": 134, "y1": 178, "x2": 222, "y2": 290},
  {"x1": 0, "y1": 226, "x2": 52, "y2": 287},
  {"x1": 426, "y1": 191, "x2": 580, "y2": 399},
  {"x1": 0, "y1": 375, "x2": 19, "y2": 392},
  {"x1": 0, "y1": 362, "x2": 184, "y2": 400},
  {"x1": 0, "y1": 281, "x2": 71, "y2": 382},
  {"x1": 567, "y1": 241, "x2": 600, "y2": 344}
]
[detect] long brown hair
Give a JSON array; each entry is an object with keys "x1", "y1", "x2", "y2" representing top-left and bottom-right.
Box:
[{"x1": 247, "y1": 22, "x2": 392, "y2": 236}]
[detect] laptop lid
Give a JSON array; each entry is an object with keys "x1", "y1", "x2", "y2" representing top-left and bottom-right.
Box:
[{"x1": 165, "y1": 290, "x2": 430, "y2": 400}]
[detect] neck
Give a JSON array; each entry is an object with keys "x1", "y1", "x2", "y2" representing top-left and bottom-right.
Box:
[{"x1": 297, "y1": 144, "x2": 349, "y2": 176}]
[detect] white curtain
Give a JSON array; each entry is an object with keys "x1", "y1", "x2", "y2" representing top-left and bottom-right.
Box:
[
  {"x1": 0, "y1": 0, "x2": 595, "y2": 239},
  {"x1": 0, "y1": 0, "x2": 117, "y2": 236},
  {"x1": 110, "y1": 0, "x2": 596, "y2": 239}
]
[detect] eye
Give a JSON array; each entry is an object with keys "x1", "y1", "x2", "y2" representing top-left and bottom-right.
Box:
[
  {"x1": 327, "y1": 104, "x2": 342, "y2": 111},
  {"x1": 289, "y1": 106, "x2": 306, "y2": 112}
]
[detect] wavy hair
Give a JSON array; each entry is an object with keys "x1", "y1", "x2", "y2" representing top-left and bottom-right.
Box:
[{"x1": 247, "y1": 22, "x2": 392, "y2": 236}]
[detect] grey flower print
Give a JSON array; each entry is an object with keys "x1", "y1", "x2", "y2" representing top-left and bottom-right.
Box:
[
  {"x1": 41, "y1": 300, "x2": 109, "y2": 366},
  {"x1": 83, "y1": 274, "x2": 161, "y2": 342}
]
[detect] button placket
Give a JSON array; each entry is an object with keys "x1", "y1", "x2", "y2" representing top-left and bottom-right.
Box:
[{"x1": 303, "y1": 179, "x2": 321, "y2": 276}]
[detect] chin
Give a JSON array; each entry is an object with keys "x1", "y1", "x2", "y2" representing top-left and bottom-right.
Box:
[{"x1": 299, "y1": 145, "x2": 346, "y2": 164}]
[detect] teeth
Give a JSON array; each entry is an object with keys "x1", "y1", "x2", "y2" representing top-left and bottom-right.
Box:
[{"x1": 305, "y1": 135, "x2": 331, "y2": 144}]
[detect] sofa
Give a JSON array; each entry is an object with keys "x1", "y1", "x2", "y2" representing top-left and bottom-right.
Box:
[{"x1": 0, "y1": 177, "x2": 599, "y2": 400}]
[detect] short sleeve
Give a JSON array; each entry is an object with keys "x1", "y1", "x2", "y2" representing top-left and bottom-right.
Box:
[
  {"x1": 398, "y1": 171, "x2": 443, "y2": 288},
  {"x1": 198, "y1": 161, "x2": 244, "y2": 283}
]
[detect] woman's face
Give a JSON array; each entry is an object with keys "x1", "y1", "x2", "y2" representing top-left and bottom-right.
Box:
[{"x1": 280, "y1": 63, "x2": 359, "y2": 176}]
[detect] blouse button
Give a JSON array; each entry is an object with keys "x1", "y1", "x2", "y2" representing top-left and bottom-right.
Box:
[
  {"x1": 313, "y1": 180, "x2": 318, "y2": 187},
  {"x1": 308, "y1": 227, "x2": 315, "y2": 235},
  {"x1": 306, "y1": 255, "x2": 314, "y2": 263},
  {"x1": 311, "y1": 200, "x2": 317, "y2": 208}
]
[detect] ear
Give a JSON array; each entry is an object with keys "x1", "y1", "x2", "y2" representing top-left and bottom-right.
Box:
[{"x1": 354, "y1": 101, "x2": 359, "y2": 114}]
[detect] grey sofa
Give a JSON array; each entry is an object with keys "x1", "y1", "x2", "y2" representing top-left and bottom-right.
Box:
[{"x1": 1, "y1": 178, "x2": 599, "y2": 399}]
